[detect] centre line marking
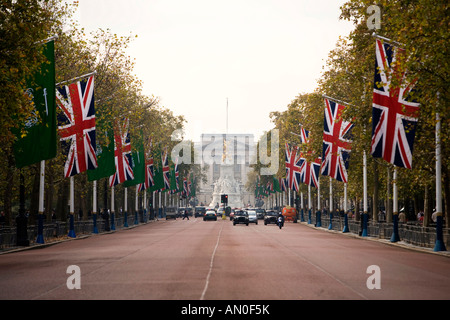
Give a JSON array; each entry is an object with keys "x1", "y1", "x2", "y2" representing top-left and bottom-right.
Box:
[{"x1": 200, "y1": 222, "x2": 224, "y2": 300}]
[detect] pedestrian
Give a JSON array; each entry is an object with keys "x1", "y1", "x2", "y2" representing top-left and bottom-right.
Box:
[
  {"x1": 417, "y1": 211, "x2": 424, "y2": 224},
  {"x1": 431, "y1": 209, "x2": 437, "y2": 223},
  {"x1": 0, "y1": 211, "x2": 5, "y2": 227},
  {"x1": 183, "y1": 209, "x2": 189, "y2": 220},
  {"x1": 399, "y1": 210, "x2": 406, "y2": 223}
]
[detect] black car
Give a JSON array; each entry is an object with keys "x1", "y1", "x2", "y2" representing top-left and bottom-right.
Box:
[
  {"x1": 255, "y1": 208, "x2": 266, "y2": 219},
  {"x1": 233, "y1": 211, "x2": 249, "y2": 226},
  {"x1": 195, "y1": 206, "x2": 206, "y2": 218},
  {"x1": 264, "y1": 211, "x2": 278, "y2": 225},
  {"x1": 203, "y1": 210, "x2": 217, "y2": 221},
  {"x1": 166, "y1": 206, "x2": 177, "y2": 220}
]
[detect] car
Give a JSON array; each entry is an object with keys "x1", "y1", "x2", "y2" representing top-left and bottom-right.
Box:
[
  {"x1": 165, "y1": 206, "x2": 177, "y2": 220},
  {"x1": 233, "y1": 211, "x2": 249, "y2": 226},
  {"x1": 255, "y1": 208, "x2": 265, "y2": 219},
  {"x1": 195, "y1": 206, "x2": 206, "y2": 218},
  {"x1": 203, "y1": 210, "x2": 217, "y2": 221},
  {"x1": 216, "y1": 207, "x2": 226, "y2": 218},
  {"x1": 247, "y1": 210, "x2": 258, "y2": 224},
  {"x1": 264, "y1": 211, "x2": 278, "y2": 225}
]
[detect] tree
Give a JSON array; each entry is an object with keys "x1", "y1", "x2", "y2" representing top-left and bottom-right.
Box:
[
  {"x1": 253, "y1": 0, "x2": 449, "y2": 225},
  {"x1": 0, "y1": 1, "x2": 189, "y2": 225},
  {"x1": 340, "y1": 0, "x2": 449, "y2": 224}
]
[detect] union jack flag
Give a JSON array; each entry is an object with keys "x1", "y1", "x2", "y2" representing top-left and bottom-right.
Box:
[
  {"x1": 183, "y1": 177, "x2": 189, "y2": 197},
  {"x1": 188, "y1": 179, "x2": 192, "y2": 197},
  {"x1": 285, "y1": 142, "x2": 302, "y2": 192},
  {"x1": 138, "y1": 138, "x2": 154, "y2": 191},
  {"x1": 321, "y1": 98, "x2": 353, "y2": 183},
  {"x1": 371, "y1": 39, "x2": 420, "y2": 169},
  {"x1": 57, "y1": 76, "x2": 97, "y2": 178},
  {"x1": 279, "y1": 177, "x2": 287, "y2": 192},
  {"x1": 174, "y1": 158, "x2": 180, "y2": 191},
  {"x1": 162, "y1": 147, "x2": 170, "y2": 190},
  {"x1": 300, "y1": 125, "x2": 310, "y2": 144},
  {"x1": 169, "y1": 159, "x2": 180, "y2": 195},
  {"x1": 109, "y1": 118, "x2": 134, "y2": 187},
  {"x1": 299, "y1": 156, "x2": 321, "y2": 188},
  {"x1": 267, "y1": 180, "x2": 273, "y2": 193}
]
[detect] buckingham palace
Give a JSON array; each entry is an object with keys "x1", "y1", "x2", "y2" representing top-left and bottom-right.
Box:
[{"x1": 194, "y1": 133, "x2": 256, "y2": 208}]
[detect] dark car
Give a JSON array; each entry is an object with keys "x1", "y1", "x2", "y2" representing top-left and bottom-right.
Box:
[
  {"x1": 195, "y1": 206, "x2": 206, "y2": 218},
  {"x1": 203, "y1": 210, "x2": 217, "y2": 221},
  {"x1": 255, "y1": 208, "x2": 266, "y2": 219},
  {"x1": 233, "y1": 210, "x2": 249, "y2": 226},
  {"x1": 264, "y1": 211, "x2": 278, "y2": 225},
  {"x1": 166, "y1": 206, "x2": 177, "y2": 220}
]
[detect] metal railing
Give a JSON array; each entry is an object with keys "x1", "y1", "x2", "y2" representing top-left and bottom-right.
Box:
[
  {"x1": 317, "y1": 211, "x2": 449, "y2": 249},
  {"x1": 0, "y1": 210, "x2": 155, "y2": 251},
  {"x1": 2, "y1": 210, "x2": 448, "y2": 251}
]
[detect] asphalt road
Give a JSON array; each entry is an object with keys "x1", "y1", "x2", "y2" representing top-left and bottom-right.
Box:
[{"x1": 1, "y1": 217, "x2": 449, "y2": 301}]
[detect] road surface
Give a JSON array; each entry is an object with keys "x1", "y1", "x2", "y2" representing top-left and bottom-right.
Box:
[{"x1": 1, "y1": 217, "x2": 449, "y2": 302}]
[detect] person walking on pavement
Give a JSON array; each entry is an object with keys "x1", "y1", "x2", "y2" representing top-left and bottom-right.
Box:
[{"x1": 183, "y1": 209, "x2": 189, "y2": 220}]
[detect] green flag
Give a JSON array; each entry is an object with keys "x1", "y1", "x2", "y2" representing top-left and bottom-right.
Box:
[
  {"x1": 169, "y1": 165, "x2": 178, "y2": 192},
  {"x1": 87, "y1": 131, "x2": 115, "y2": 181},
  {"x1": 14, "y1": 40, "x2": 57, "y2": 168},
  {"x1": 124, "y1": 143, "x2": 145, "y2": 188},
  {"x1": 190, "y1": 173, "x2": 196, "y2": 198},
  {"x1": 255, "y1": 176, "x2": 260, "y2": 198},
  {"x1": 150, "y1": 166, "x2": 165, "y2": 192},
  {"x1": 273, "y1": 176, "x2": 281, "y2": 193}
]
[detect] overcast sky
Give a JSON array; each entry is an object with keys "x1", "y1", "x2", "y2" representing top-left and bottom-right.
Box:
[{"x1": 75, "y1": 0, "x2": 355, "y2": 142}]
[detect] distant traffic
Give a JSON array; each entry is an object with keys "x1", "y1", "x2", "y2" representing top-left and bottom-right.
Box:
[{"x1": 162, "y1": 204, "x2": 298, "y2": 228}]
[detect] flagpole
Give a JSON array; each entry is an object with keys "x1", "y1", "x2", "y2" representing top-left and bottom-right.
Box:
[
  {"x1": 434, "y1": 104, "x2": 446, "y2": 251},
  {"x1": 288, "y1": 188, "x2": 291, "y2": 207},
  {"x1": 300, "y1": 189, "x2": 305, "y2": 222},
  {"x1": 322, "y1": 95, "x2": 353, "y2": 107},
  {"x1": 316, "y1": 177, "x2": 321, "y2": 227},
  {"x1": 134, "y1": 187, "x2": 139, "y2": 225},
  {"x1": 144, "y1": 189, "x2": 147, "y2": 222},
  {"x1": 159, "y1": 191, "x2": 162, "y2": 219},
  {"x1": 34, "y1": 34, "x2": 58, "y2": 45},
  {"x1": 111, "y1": 185, "x2": 116, "y2": 230},
  {"x1": 362, "y1": 151, "x2": 368, "y2": 237},
  {"x1": 55, "y1": 71, "x2": 97, "y2": 87},
  {"x1": 36, "y1": 160, "x2": 45, "y2": 243},
  {"x1": 103, "y1": 179, "x2": 110, "y2": 231},
  {"x1": 68, "y1": 176, "x2": 76, "y2": 238},
  {"x1": 371, "y1": 32, "x2": 403, "y2": 47},
  {"x1": 153, "y1": 191, "x2": 156, "y2": 220},
  {"x1": 328, "y1": 177, "x2": 333, "y2": 230},
  {"x1": 343, "y1": 182, "x2": 349, "y2": 232},
  {"x1": 308, "y1": 184, "x2": 312, "y2": 224},
  {"x1": 164, "y1": 192, "x2": 167, "y2": 218},
  {"x1": 226, "y1": 98, "x2": 229, "y2": 134},
  {"x1": 390, "y1": 166, "x2": 400, "y2": 242},
  {"x1": 92, "y1": 180, "x2": 98, "y2": 233}
]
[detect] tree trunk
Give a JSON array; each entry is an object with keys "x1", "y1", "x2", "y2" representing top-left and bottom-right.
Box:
[
  {"x1": 29, "y1": 165, "x2": 40, "y2": 225},
  {"x1": 3, "y1": 148, "x2": 15, "y2": 226},
  {"x1": 355, "y1": 196, "x2": 360, "y2": 221},
  {"x1": 424, "y1": 184, "x2": 431, "y2": 225},
  {"x1": 56, "y1": 178, "x2": 68, "y2": 221}
]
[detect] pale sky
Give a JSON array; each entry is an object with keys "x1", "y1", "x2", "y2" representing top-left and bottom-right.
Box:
[{"x1": 75, "y1": 0, "x2": 355, "y2": 142}]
